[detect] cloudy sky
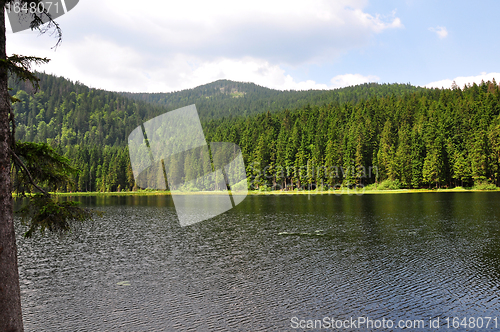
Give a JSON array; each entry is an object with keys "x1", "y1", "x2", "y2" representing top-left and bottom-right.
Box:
[{"x1": 5, "y1": 0, "x2": 500, "y2": 92}]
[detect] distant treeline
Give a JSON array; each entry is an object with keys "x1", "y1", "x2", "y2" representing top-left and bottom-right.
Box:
[
  {"x1": 9, "y1": 72, "x2": 500, "y2": 191},
  {"x1": 9, "y1": 73, "x2": 165, "y2": 148},
  {"x1": 204, "y1": 81, "x2": 500, "y2": 190},
  {"x1": 121, "y1": 79, "x2": 424, "y2": 120}
]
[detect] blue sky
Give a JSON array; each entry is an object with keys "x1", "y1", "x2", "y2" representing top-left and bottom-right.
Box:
[{"x1": 6, "y1": 0, "x2": 500, "y2": 92}]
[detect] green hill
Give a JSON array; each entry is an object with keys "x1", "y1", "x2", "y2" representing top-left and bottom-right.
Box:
[
  {"x1": 120, "y1": 79, "x2": 426, "y2": 119},
  {"x1": 13, "y1": 72, "x2": 498, "y2": 193},
  {"x1": 9, "y1": 72, "x2": 427, "y2": 147}
]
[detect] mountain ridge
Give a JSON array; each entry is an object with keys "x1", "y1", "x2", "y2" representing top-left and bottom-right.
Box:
[
  {"x1": 7, "y1": 71, "x2": 433, "y2": 149},
  {"x1": 9, "y1": 71, "x2": 500, "y2": 193},
  {"x1": 119, "y1": 78, "x2": 428, "y2": 119}
]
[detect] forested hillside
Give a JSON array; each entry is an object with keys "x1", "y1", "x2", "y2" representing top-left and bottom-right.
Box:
[
  {"x1": 204, "y1": 81, "x2": 500, "y2": 190},
  {"x1": 121, "y1": 79, "x2": 424, "y2": 119},
  {"x1": 9, "y1": 72, "x2": 500, "y2": 192},
  {"x1": 9, "y1": 72, "x2": 423, "y2": 147},
  {"x1": 9, "y1": 73, "x2": 166, "y2": 147}
]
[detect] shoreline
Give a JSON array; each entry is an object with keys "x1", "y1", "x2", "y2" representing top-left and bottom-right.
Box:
[{"x1": 42, "y1": 187, "x2": 500, "y2": 197}]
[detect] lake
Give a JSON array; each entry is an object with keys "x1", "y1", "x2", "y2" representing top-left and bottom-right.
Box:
[{"x1": 16, "y1": 193, "x2": 500, "y2": 331}]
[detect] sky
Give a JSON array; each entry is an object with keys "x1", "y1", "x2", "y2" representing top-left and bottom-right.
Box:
[{"x1": 5, "y1": 0, "x2": 500, "y2": 93}]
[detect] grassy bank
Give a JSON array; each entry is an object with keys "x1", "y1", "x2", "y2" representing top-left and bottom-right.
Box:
[{"x1": 46, "y1": 186, "x2": 500, "y2": 197}]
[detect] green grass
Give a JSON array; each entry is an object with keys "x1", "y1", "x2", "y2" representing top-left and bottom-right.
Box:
[
  {"x1": 15, "y1": 181, "x2": 497, "y2": 197},
  {"x1": 42, "y1": 186, "x2": 500, "y2": 197}
]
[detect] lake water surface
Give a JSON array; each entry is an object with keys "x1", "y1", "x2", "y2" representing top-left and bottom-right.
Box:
[{"x1": 16, "y1": 193, "x2": 500, "y2": 331}]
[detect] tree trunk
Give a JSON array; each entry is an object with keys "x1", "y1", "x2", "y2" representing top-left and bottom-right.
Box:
[{"x1": 0, "y1": 1, "x2": 25, "y2": 330}]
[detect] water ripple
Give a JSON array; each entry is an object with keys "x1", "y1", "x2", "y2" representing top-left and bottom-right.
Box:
[{"x1": 16, "y1": 193, "x2": 500, "y2": 331}]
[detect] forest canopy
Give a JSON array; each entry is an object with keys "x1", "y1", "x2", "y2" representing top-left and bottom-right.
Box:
[{"x1": 9, "y1": 72, "x2": 500, "y2": 192}]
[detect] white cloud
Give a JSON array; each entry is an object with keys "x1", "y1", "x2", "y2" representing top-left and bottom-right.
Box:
[
  {"x1": 6, "y1": 0, "x2": 401, "y2": 92},
  {"x1": 7, "y1": 32, "x2": 381, "y2": 92},
  {"x1": 425, "y1": 72, "x2": 500, "y2": 89},
  {"x1": 429, "y1": 26, "x2": 448, "y2": 39},
  {"x1": 187, "y1": 58, "x2": 331, "y2": 91},
  {"x1": 76, "y1": 0, "x2": 403, "y2": 65},
  {"x1": 330, "y1": 73, "x2": 379, "y2": 88}
]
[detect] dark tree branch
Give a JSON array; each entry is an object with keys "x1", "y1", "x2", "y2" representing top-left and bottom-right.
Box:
[{"x1": 10, "y1": 147, "x2": 49, "y2": 196}]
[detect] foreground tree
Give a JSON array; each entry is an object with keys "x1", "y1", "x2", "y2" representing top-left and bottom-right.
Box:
[
  {"x1": 0, "y1": 3, "x2": 23, "y2": 329},
  {"x1": 1, "y1": 2, "x2": 93, "y2": 331}
]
